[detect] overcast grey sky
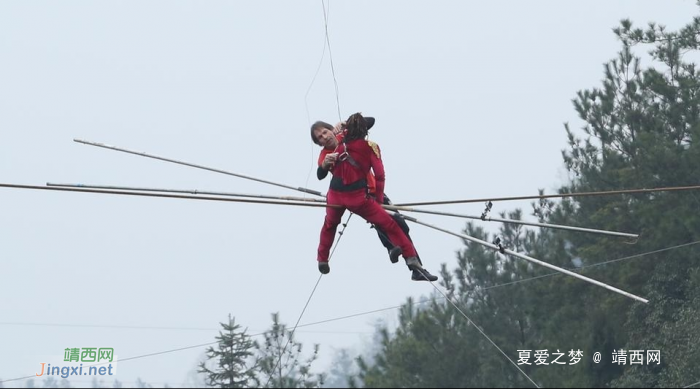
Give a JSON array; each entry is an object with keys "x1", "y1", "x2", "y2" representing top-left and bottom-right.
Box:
[{"x1": 1, "y1": 1, "x2": 698, "y2": 387}]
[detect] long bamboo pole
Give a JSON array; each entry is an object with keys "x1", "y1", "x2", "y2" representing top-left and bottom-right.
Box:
[
  {"x1": 394, "y1": 185, "x2": 700, "y2": 207},
  {"x1": 395, "y1": 213, "x2": 649, "y2": 304},
  {"x1": 384, "y1": 205, "x2": 639, "y2": 240},
  {"x1": 46, "y1": 183, "x2": 326, "y2": 203},
  {"x1": 73, "y1": 139, "x2": 325, "y2": 197}
]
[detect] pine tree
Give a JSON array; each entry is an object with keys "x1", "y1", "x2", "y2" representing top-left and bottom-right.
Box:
[
  {"x1": 324, "y1": 349, "x2": 358, "y2": 388},
  {"x1": 198, "y1": 315, "x2": 257, "y2": 388},
  {"x1": 255, "y1": 313, "x2": 323, "y2": 388},
  {"x1": 354, "y1": 2, "x2": 700, "y2": 388},
  {"x1": 561, "y1": 7, "x2": 700, "y2": 388}
]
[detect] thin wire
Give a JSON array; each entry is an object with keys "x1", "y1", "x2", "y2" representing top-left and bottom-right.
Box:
[
  {"x1": 0, "y1": 322, "x2": 218, "y2": 331},
  {"x1": 47, "y1": 183, "x2": 327, "y2": 203},
  {"x1": 3, "y1": 240, "x2": 696, "y2": 385},
  {"x1": 304, "y1": 1, "x2": 329, "y2": 126},
  {"x1": 691, "y1": 191, "x2": 700, "y2": 208},
  {"x1": 72, "y1": 139, "x2": 326, "y2": 198},
  {"x1": 425, "y1": 279, "x2": 539, "y2": 388},
  {"x1": 46, "y1": 182, "x2": 640, "y2": 240},
  {"x1": 118, "y1": 342, "x2": 216, "y2": 363},
  {"x1": 264, "y1": 275, "x2": 323, "y2": 388},
  {"x1": 300, "y1": 301, "x2": 407, "y2": 328},
  {"x1": 304, "y1": 142, "x2": 317, "y2": 203},
  {"x1": 8, "y1": 240, "x2": 698, "y2": 333},
  {"x1": 321, "y1": 0, "x2": 342, "y2": 121},
  {"x1": 0, "y1": 308, "x2": 408, "y2": 334},
  {"x1": 244, "y1": 239, "x2": 700, "y2": 330},
  {"x1": 480, "y1": 240, "x2": 700, "y2": 291},
  {"x1": 303, "y1": 0, "x2": 330, "y2": 194},
  {"x1": 0, "y1": 322, "x2": 372, "y2": 334},
  {"x1": 685, "y1": 380, "x2": 700, "y2": 388},
  {"x1": 0, "y1": 375, "x2": 35, "y2": 385},
  {"x1": 0, "y1": 313, "x2": 407, "y2": 335},
  {"x1": 281, "y1": 0, "x2": 343, "y2": 374},
  {"x1": 264, "y1": 212, "x2": 353, "y2": 387},
  {"x1": 50, "y1": 379, "x2": 185, "y2": 387}
]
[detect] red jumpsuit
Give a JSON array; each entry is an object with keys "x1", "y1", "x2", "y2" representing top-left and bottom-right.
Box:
[
  {"x1": 317, "y1": 138, "x2": 417, "y2": 263},
  {"x1": 318, "y1": 134, "x2": 377, "y2": 196}
]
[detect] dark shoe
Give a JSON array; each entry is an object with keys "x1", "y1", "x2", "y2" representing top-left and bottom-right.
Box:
[
  {"x1": 318, "y1": 262, "x2": 330, "y2": 274},
  {"x1": 411, "y1": 268, "x2": 438, "y2": 282},
  {"x1": 389, "y1": 247, "x2": 402, "y2": 264}
]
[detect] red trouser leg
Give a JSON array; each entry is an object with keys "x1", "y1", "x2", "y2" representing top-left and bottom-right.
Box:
[
  {"x1": 317, "y1": 190, "x2": 346, "y2": 263},
  {"x1": 346, "y1": 191, "x2": 418, "y2": 258}
]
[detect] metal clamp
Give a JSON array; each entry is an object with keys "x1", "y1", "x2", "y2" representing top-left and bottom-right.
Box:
[
  {"x1": 481, "y1": 201, "x2": 493, "y2": 221},
  {"x1": 493, "y1": 236, "x2": 506, "y2": 254}
]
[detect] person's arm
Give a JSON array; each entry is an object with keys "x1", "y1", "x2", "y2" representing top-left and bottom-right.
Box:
[
  {"x1": 317, "y1": 166, "x2": 329, "y2": 180},
  {"x1": 317, "y1": 152, "x2": 338, "y2": 180},
  {"x1": 368, "y1": 142, "x2": 385, "y2": 204}
]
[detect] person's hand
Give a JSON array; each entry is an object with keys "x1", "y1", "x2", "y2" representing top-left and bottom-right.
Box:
[
  {"x1": 318, "y1": 262, "x2": 330, "y2": 274},
  {"x1": 332, "y1": 121, "x2": 346, "y2": 135},
  {"x1": 322, "y1": 153, "x2": 338, "y2": 169}
]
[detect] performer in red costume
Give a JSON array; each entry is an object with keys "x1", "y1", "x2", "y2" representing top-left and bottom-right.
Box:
[{"x1": 312, "y1": 113, "x2": 438, "y2": 282}]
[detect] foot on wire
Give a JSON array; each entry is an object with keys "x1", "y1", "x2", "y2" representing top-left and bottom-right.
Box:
[
  {"x1": 404, "y1": 256, "x2": 438, "y2": 282},
  {"x1": 411, "y1": 268, "x2": 438, "y2": 282},
  {"x1": 318, "y1": 262, "x2": 330, "y2": 274}
]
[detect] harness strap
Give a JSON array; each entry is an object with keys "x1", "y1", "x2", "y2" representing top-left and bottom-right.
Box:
[{"x1": 338, "y1": 139, "x2": 360, "y2": 168}]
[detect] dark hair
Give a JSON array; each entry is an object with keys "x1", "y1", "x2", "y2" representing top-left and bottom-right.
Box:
[
  {"x1": 310, "y1": 121, "x2": 334, "y2": 145},
  {"x1": 345, "y1": 113, "x2": 369, "y2": 142}
]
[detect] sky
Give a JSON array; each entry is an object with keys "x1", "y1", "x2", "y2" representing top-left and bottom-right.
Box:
[{"x1": 1, "y1": 0, "x2": 698, "y2": 387}]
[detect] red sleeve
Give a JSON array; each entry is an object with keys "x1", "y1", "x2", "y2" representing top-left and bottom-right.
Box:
[{"x1": 368, "y1": 142, "x2": 385, "y2": 204}]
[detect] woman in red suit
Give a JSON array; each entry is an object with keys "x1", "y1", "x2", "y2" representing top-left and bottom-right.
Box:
[{"x1": 312, "y1": 113, "x2": 437, "y2": 282}]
